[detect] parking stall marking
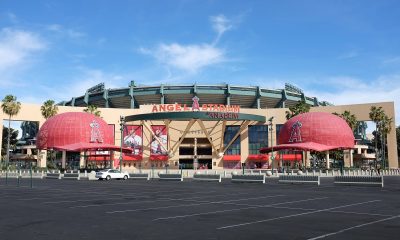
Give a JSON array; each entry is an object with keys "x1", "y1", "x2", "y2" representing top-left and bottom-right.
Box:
[
  {"x1": 307, "y1": 214, "x2": 400, "y2": 240},
  {"x1": 153, "y1": 197, "x2": 328, "y2": 221},
  {"x1": 217, "y1": 199, "x2": 381, "y2": 230},
  {"x1": 43, "y1": 190, "x2": 217, "y2": 204},
  {"x1": 107, "y1": 195, "x2": 288, "y2": 214},
  {"x1": 69, "y1": 191, "x2": 279, "y2": 209}
]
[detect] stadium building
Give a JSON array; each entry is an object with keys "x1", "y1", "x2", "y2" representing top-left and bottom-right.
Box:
[{"x1": 0, "y1": 82, "x2": 398, "y2": 170}]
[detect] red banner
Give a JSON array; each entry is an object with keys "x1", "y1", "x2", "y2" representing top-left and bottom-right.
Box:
[
  {"x1": 150, "y1": 125, "x2": 168, "y2": 156},
  {"x1": 123, "y1": 125, "x2": 143, "y2": 160}
]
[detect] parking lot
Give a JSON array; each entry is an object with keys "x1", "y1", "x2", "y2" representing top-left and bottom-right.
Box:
[{"x1": 0, "y1": 177, "x2": 399, "y2": 240}]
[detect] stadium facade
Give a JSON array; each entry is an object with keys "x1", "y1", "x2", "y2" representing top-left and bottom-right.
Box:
[{"x1": 0, "y1": 83, "x2": 398, "y2": 169}]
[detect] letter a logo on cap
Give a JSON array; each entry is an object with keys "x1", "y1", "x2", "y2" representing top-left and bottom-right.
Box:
[
  {"x1": 90, "y1": 120, "x2": 103, "y2": 143},
  {"x1": 289, "y1": 121, "x2": 302, "y2": 143},
  {"x1": 192, "y1": 96, "x2": 200, "y2": 111}
]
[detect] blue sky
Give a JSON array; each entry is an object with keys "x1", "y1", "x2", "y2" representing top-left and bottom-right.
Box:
[{"x1": 0, "y1": 0, "x2": 399, "y2": 124}]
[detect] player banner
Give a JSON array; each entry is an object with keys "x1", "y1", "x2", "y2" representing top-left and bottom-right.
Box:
[
  {"x1": 150, "y1": 125, "x2": 168, "y2": 155},
  {"x1": 123, "y1": 125, "x2": 143, "y2": 160}
]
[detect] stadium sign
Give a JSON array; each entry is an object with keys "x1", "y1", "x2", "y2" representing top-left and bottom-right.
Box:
[{"x1": 151, "y1": 96, "x2": 240, "y2": 114}]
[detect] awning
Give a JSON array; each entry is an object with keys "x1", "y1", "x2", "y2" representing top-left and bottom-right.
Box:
[
  {"x1": 223, "y1": 155, "x2": 241, "y2": 161},
  {"x1": 54, "y1": 142, "x2": 131, "y2": 153},
  {"x1": 260, "y1": 142, "x2": 346, "y2": 153},
  {"x1": 247, "y1": 154, "x2": 268, "y2": 161},
  {"x1": 123, "y1": 155, "x2": 143, "y2": 161},
  {"x1": 276, "y1": 154, "x2": 303, "y2": 161},
  {"x1": 149, "y1": 155, "x2": 168, "y2": 161}
]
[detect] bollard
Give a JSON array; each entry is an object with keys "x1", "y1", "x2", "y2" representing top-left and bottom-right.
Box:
[{"x1": 30, "y1": 164, "x2": 33, "y2": 188}]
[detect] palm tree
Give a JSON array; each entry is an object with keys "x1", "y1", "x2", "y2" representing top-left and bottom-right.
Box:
[
  {"x1": 285, "y1": 100, "x2": 310, "y2": 120},
  {"x1": 40, "y1": 100, "x2": 58, "y2": 120},
  {"x1": 333, "y1": 111, "x2": 358, "y2": 131},
  {"x1": 83, "y1": 105, "x2": 101, "y2": 117},
  {"x1": 40, "y1": 100, "x2": 59, "y2": 167},
  {"x1": 369, "y1": 106, "x2": 385, "y2": 167},
  {"x1": 1, "y1": 95, "x2": 21, "y2": 166},
  {"x1": 380, "y1": 115, "x2": 393, "y2": 168}
]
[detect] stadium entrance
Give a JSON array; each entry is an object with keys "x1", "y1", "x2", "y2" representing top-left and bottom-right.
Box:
[{"x1": 179, "y1": 138, "x2": 212, "y2": 169}]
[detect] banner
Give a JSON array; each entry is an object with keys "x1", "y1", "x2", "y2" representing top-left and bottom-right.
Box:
[
  {"x1": 123, "y1": 125, "x2": 143, "y2": 160},
  {"x1": 150, "y1": 125, "x2": 168, "y2": 155}
]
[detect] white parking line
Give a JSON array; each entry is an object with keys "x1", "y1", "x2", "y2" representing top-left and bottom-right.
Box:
[
  {"x1": 70, "y1": 191, "x2": 273, "y2": 208},
  {"x1": 107, "y1": 195, "x2": 287, "y2": 214},
  {"x1": 153, "y1": 197, "x2": 327, "y2": 221},
  {"x1": 307, "y1": 214, "x2": 400, "y2": 240},
  {"x1": 44, "y1": 190, "x2": 217, "y2": 204},
  {"x1": 263, "y1": 205, "x2": 393, "y2": 217},
  {"x1": 217, "y1": 199, "x2": 381, "y2": 230}
]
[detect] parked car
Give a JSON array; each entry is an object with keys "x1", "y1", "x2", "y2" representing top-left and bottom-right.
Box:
[{"x1": 96, "y1": 169, "x2": 129, "y2": 180}]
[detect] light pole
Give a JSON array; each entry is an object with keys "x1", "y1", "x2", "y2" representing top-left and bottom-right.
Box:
[
  {"x1": 119, "y1": 116, "x2": 125, "y2": 172},
  {"x1": 268, "y1": 117, "x2": 274, "y2": 176}
]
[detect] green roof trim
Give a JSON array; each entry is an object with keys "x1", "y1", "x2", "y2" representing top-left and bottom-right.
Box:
[{"x1": 125, "y1": 111, "x2": 266, "y2": 122}]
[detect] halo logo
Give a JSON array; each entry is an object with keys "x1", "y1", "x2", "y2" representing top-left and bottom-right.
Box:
[
  {"x1": 90, "y1": 120, "x2": 103, "y2": 143},
  {"x1": 192, "y1": 96, "x2": 200, "y2": 111},
  {"x1": 289, "y1": 121, "x2": 302, "y2": 143}
]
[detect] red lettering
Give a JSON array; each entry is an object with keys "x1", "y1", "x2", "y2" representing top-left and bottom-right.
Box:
[
  {"x1": 166, "y1": 104, "x2": 174, "y2": 111},
  {"x1": 152, "y1": 105, "x2": 158, "y2": 112},
  {"x1": 159, "y1": 105, "x2": 166, "y2": 112}
]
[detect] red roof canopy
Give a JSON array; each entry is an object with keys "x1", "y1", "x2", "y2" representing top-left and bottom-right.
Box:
[
  {"x1": 260, "y1": 112, "x2": 355, "y2": 153},
  {"x1": 37, "y1": 112, "x2": 123, "y2": 152}
]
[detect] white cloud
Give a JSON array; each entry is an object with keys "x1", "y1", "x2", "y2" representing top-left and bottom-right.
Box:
[
  {"x1": 47, "y1": 24, "x2": 86, "y2": 39},
  {"x1": 210, "y1": 14, "x2": 233, "y2": 45},
  {"x1": 382, "y1": 56, "x2": 400, "y2": 65},
  {"x1": 0, "y1": 28, "x2": 46, "y2": 87},
  {"x1": 6, "y1": 12, "x2": 18, "y2": 23},
  {"x1": 305, "y1": 74, "x2": 400, "y2": 125},
  {"x1": 141, "y1": 43, "x2": 225, "y2": 73},
  {"x1": 338, "y1": 50, "x2": 358, "y2": 59}
]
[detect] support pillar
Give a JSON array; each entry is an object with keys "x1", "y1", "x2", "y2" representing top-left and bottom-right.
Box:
[
  {"x1": 344, "y1": 150, "x2": 351, "y2": 168},
  {"x1": 39, "y1": 150, "x2": 47, "y2": 168},
  {"x1": 61, "y1": 151, "x2": 66, "y2": 169},
  {"x1": 80, "y1": 152, "x2": 85, "y2": 168},
  {"x1": 326, "y1": 151, "x2": 330, "y2": 169}
]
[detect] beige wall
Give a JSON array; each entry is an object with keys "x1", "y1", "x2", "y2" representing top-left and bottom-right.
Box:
[{"x1": 1, "y1": 101, "x2": 398, "y2": 169}]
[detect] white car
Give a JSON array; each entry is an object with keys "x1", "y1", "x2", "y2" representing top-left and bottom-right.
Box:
[{"x1": 96, "y1": 169, "x2": 129, "y2": 180}]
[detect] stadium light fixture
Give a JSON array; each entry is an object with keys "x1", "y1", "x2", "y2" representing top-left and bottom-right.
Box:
[
  {"x1": 119, "y1": 116, "x2": 125, "y2": 172},
  {"x1": 268, "y1": 116, "x2": 275, "y2": 176}
]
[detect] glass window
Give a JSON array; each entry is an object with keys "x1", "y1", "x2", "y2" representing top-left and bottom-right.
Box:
[
  {"x1": 275, "y1": 124, "x2": 283, "y2": 144},
  {"x1": 224, "y1": 126, "x2": 241, "y2": 155},
  {"x1": 248, "y1": 125, "x2": 268, "y2": 154}
]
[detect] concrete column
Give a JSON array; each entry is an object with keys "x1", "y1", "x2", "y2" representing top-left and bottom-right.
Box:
[
  {"x1": 38, "y1": 150, "x2": 47, "y2": 168},
  {"x1": 80, "y1": 151, "x2": 85, "y2": 168},
  {"x1": 350, "y1": 149, "x2": 354, "y2": 167},
  {"x1": 61, "y1": 151, "x2": 66, "y2": 169},
  {"x1": 240, "y1": 127, "x2": 249, "y2": 167},
  {"x1": 303, "y1": 151, "x2": 311, "y2": 168},
  {"x1": 326, "y1": 151, "x2": 330, "y2": 169},
  {"x1": 344, "y1": 150, "x2": 351, "y2": 168}
]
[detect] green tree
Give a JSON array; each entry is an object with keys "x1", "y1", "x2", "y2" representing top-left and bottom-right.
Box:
[
  {"x1": 40, "y1": 100, "x2": 59, "y2": 168},
  {"x1": 285, "y1": 100, "x2": 310, "y2": 120},
  {"x1": 1, "y1": 95, "x2": 21, "y2": 166},
  {"x1": 40, "y1": 100, "x2": 58, "y2": 119},
  {"x1": 333, "y1": 110, "x2": 358, "y2": 131},
  {"x1": 1, "y1": 126, "x2": 18, "y2": 158},
  {"x1": 380, "y1": 115, "x2": 393, "y2": 168},
  {"x1": 83, "y1": 105, "x2": 101, "y2": 117},
  {"x1": 369, "y1": 106, "x2": 385, "y2": 166}
]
